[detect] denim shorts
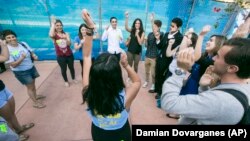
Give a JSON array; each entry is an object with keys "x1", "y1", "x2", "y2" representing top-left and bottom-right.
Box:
[
  {"x1": 0, "y1": 87, "x2": 13, "y2": 108},
  {"x1": 13, "y1": 66, "x2": 40, "y2": 85}
]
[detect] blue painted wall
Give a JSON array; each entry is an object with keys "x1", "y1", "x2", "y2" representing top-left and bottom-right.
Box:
[{"x1": 0, "y1": 0, "x2": 232, "y2": 60}]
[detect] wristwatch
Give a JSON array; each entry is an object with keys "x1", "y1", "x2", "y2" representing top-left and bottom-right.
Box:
[{"x1": 174, "y1": 68, "x2": 185, "y2": 76}]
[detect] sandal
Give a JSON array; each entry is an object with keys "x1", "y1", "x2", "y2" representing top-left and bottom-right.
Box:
[
  {"x1": 166, "y1": 113, "x2": 180, "y2": 119},
  {"x1": 19, "y1": 134, "x2": 29, "y2": 141},
  {"x1": 33, "y1": 103, "x2": 46, "y2": 109},
  {"x1": 36, "y1": 95, "x2": 46, "y2": 100},
  {"x1": 17, "y1": 123, "x2": 35, "y2": 134}
]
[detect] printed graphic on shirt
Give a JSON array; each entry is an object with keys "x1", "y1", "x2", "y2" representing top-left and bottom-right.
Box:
[
  {"x1": 10, "y1": 50, "x2": 26, "y2": 61},
  {"x1": 56, "y1": 39, "x2": 68, "y2": 53},
  {"x1": 96, "y1": 113, "x2": 121, "y2": 128}
]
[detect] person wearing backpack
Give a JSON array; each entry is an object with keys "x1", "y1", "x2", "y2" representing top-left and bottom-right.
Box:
[
  {"x1": 161, "y1": 38, "x2": 250, "y2": 125},
  {"x1": 3, "y1": 30, "x2": 46, "y2": 109}
]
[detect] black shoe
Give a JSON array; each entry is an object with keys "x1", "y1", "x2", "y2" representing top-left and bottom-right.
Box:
[
  {"x1": 148, "y1": 89, "x2": 155, "y2": 93},
  {"x1": 155, "y1": 94, "x2": 160, "y2": 99}
]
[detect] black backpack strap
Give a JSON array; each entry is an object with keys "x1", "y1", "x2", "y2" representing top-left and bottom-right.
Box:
[
  {"x1": 217, "y1": 89, "x2": 248, "y2": 124},
  {"x1": 18, "y1": 42, "x2": 34, "y2": 62}
]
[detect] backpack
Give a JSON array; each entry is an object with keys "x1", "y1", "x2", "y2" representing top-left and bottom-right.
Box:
[
  {"x1": 218, "y1": 89, "x2": 250, "y2": 125},
  {"x1": 19, "y1": 42, "x2": 34, "y2": 62}
]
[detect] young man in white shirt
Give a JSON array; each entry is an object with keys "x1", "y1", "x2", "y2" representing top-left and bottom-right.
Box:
[{"x1": 102, "y1": 17, "x2": 124, "y2": 59}]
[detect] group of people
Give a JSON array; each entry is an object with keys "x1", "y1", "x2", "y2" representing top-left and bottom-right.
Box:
[{"x1": 0, "y1": 7, "x2": 250, "y2": 141}]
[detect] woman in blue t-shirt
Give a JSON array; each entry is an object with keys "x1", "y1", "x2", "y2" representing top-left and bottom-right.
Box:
[
  {"x1": 74, "y1": 23, "x2": 98, "y2": 77},
  {"x1": 81, "y1": 9, "x2": 141, "y2": 141}
]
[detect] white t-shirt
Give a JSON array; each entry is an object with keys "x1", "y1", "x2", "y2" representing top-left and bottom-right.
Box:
[{"x1": 6, "y1": 42, "x2": 34, "y2": 71}]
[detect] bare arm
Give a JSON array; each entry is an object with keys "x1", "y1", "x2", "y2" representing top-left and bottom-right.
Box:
[
  {"x1": 49, "y1": 16, "x2": 56, "y2": 38},
  {"x1": 232, "y1": 18, "x2": 250, "y2": 38},
  {"x1": 120, "y1": 54, "x2": 141, "y2": 110},
  {"x1": 9, "y1": 53, "x2": 26, "y2": 68},
  {"x1": 150, "y1": 13, "x2": 155, "y2": 31},
  {"x1": 74, "y1": 39, "x2": 84, "y2": 50},
  {"x1": 136, "y1": 31, "x2": 145, "y2": 45},
  {"x1": 125, "y1": 11, "x2": 131, "y2": 32},
  {"x1": 0, "y1": 40, "x2": 9, "y2": 62},
  {"x1": 193, "y1": 25, "x2": 211, "y2": 61},
  {"x1": 82, "y1": 9, "x2": 95, "y2": 88},
  {"x1": 179, "y1": 28, "x2": 194, "y2": 51},
  {"x1": 65, "y1": 33, "x2": 71, "y2": 46}
]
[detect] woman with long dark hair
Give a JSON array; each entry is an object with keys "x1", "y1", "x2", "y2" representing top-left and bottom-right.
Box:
[
  {"x1": 81, "y1": 9, "x2": 141, "y2": 141},
  {"x1": 124, "y1": 11, "x2": 145, "y2": 73},
  {"x1": 49, "y1": 16, "x2": 77, "y2": 87}
]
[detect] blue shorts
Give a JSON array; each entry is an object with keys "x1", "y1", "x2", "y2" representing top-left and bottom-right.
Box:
[
  {"x1": 0, "y1": 87, "x2": 13, "y2": 108},
  {"x1": 13, "y1": 66, "x2": 40, "y2": 85}
]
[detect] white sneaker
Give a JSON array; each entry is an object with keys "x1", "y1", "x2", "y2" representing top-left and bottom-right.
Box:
[
  {"x1": 142, "y1": 82, "x2": 148, "y2": 88},
  {"x1": 150, "y1": 84, "x2": 155, "y2": 90},
  {"x1": 73, "y1": 79, "x2": 78, "y2": 84},
  {"x1": 64, "y1": 82, "x2": 70, "y2": 87}
]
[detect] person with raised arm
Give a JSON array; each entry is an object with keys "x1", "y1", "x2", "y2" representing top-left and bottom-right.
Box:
[
  {"x1": 49, "y1": 16, "x2": 77, "y2": 87},
  {"x1": 81, "y1": 9, "x2": 141, "y2": 141}
]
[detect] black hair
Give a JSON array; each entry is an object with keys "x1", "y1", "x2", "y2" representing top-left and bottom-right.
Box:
[
  {"x1": 78, "y1": 23, "x2": 88, "y2": 39},
  {"x1": 190, "y1": 32, "x2": 198, "y2": 47},
  {"x1": 130, "y1": 18, "x2": 144, "y2": 37},
  {"x1": 3, "y1": 29, "x2": 17, "y2": 39},
  {"x1": 154, "y1": 20, "x2": 162, "y2": 28},
  {"x1": 110, "y1": 17, "x2": 117, "y2": 23},
  {"x1": 82, "y1": 53, "x2": 125, "y2": 116},
  {"x1": 55, "y1": 19, "x2": 65, "y2": 33},
  {"x1": 224, "y1": 38, "x2": 250, "y2": 79},
  {"x1": 172, "y1": 17, "x2": 183, "y2": 28}
]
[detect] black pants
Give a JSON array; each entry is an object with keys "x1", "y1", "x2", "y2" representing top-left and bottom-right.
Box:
[
  {"x1": 79, "y1": 58, "x2": 95, "y2": 77},
  {"x1": 57, "y1": 55, "x2": 75, "y2": 82},
  {"x1": 91, "y1": 120, "x2": 131, "y2": 141},
  {"x1": 154, "y1": 56, "x2": 171, "y2": 96}
]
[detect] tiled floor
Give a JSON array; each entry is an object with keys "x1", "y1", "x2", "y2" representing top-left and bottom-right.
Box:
[{"x1": 0, "y1": 61, "x2": 177, "y2": 141}]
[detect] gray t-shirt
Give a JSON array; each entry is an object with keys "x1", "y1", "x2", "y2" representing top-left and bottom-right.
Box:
[
  {"x1": 0, "y1": 117, "x2": 19, "y2": 141},
  {"x1": 161, "y1": 75, "x2": 250, "y2": 125}
]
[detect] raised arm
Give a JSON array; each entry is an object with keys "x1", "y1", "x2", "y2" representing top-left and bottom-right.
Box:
[
  {"x1": 0, "y1": 39, "x2": 9, "y2": 62},
  {"x1": 193, "y1": 25, "x2": 210, "y2": 61},
  {"x1": 120, "y1": 53, "x2": 141, "y2": 110},
  {"x1": 179, "y1": 28, "x2": 194, "y2": 51},
  {"x1": 81, "y1": 9, "x2": 95, "y2": 88},
  {"x1": 125, "y1": 11, "x2": 131, "y2": 32},
  {"x1": 150, "y1": 13, "x2": 155, "y2": 31},
  {"x1": 232, "y1": 17, "x2": 250, "y2": 38},
  {"x1": 49, "y1": 15, "x2": 56, "y2": 38},
  {"x1": 166, "y1": 39, "x2": 177, "y2": 57}
]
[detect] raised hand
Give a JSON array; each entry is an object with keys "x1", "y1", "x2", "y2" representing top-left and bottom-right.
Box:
[
  {"x1": 150, "y1": 13, "x2": 154, "y2": 21},
  {"x1": 177, "y1": 48, "x2": 195, "y2": 72},
  {"x1": 0, "y1": 39, "x2": 6, "y2": 47},
  {"x1": 82, "y1": 9, "x2": 95, "y2": 29},
  {"x1": 50, "y1": 15, "x2": 56, "y2": 24},
  {"x1": 200, "y1": 25, "x2": 211, "y2": 36},
  {"x1": 125, "y1": 11, "x2": 129, "y2": 18},
  {"x1": 199, "y1": 66, "x2": 220, "y2": 87}
]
